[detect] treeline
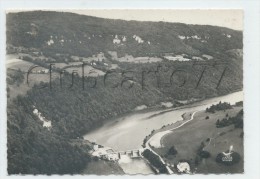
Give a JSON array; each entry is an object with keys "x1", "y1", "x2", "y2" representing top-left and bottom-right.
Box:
[
  {"x1": 7, "y1": 97, "x2": 91, "y2": 174},
  {"x1": 23, "y1": 58, "x2": 243, "y2": 139},
  {"x1": 216, "y1": 109, "x2": 243, "y2": 128},
  {"x1": 25, "y1": 73, "x2": 164, "y2": 138},
  {"x1": 235, "y1": 101, "x2": 243, "y2": 107},
  {"x1": 206, "y1": 101, "x2": 232, "y2": 113},
  {"x1": 7, "y1": 58, "x2": 243, "y2": 174},
  {"x1": 6, "y1": 69, "x2": 24, "y2": 86},
  {"x1": 6, "y1": 10, "x2": 245, "y2": 175},
  {"x1": 119, "y1": 59, "x2": 243, "y2": 100}
]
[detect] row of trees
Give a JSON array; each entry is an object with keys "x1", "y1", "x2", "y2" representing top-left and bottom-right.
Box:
[
  {"x1": 206, "y1": 101, "x2": 232, "y2": 113},
  {"x1": 216, "y1": 109, "x2": 243, "y2": 128}
]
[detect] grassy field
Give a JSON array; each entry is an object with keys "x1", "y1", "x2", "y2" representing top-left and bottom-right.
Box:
[
  {"x1": 82, "y1": 160, "x2": 124, "y2": 175},
  {"x1": 153, "y1": 107, "x2": 243, "y2": 173},
  {"x1": 63, "y1": 65, "x2": 105, "y2": 77},
  {"x1": 6, "y1": 60, "x2": 105, "y2": 100},
  {"x1": 6, "y1": 68, "x2": 60, "y2": 99},
  {"x1": 6, "y1": 59, "x2": 37, "y2": 72},
  {"x1": 6, "y1": 54, "x2": 52, "y2": 99},
  {"x1": 52, "y1": 62, "x2": 84, "y2": 69}
]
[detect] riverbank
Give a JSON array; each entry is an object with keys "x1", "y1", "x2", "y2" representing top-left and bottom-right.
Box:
[
  {"x1": 84, "y1": 91, "x2": 243, "y2": 150},
  {"x1": 143, "y1": 112, "x2": 192, "y2": 148},
  {"x1": 147, "y1": 111, "x2": 198, "y2": 149},
  {"x1": 151, "y1": 105, "x2": 244, "y2": 173},
  {"x1": 142, "y1": 111, "x2": 197, "y2": 174},
  {"x1": 83, "y1": 91, "x2": 243, "y2": 174},
  {"x1": 83, "y1": 89, "x2": 242, "y2": 136}
]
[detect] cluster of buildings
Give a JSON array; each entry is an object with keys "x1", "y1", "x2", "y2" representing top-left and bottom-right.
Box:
[
  {"x1": 91, "y1": 145, "x2": 119, "y2": 161},
  {"x1": 32, "y1": 69, "x2": 49, "y2": 74}
]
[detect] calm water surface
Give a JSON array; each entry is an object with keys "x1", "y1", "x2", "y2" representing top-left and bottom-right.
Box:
[
  {"x1": 84, "y1": 91, "x2": 243, "y2": 174},
  {"x1": 84, "y1": 91, "x2": 243, "y2": 151}
]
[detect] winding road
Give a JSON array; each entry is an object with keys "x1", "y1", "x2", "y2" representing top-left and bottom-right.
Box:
[{"x1": 144, "y1": 111, "x2": 198, "y2": 174}]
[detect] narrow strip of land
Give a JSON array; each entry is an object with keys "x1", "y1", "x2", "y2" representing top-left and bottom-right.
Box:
[
  {"x1": 144, "y1": 111, "x2": 198, "y2": 174},
  {"x1": 148, "y1": 111, "x2": 198, "y2": 148}
]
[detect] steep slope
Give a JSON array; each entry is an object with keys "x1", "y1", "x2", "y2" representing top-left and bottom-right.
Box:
[
  {"x1": 6, "y1": 11, "x2": 243, "y2": 175},
  {"x1": 6, "y1": 11, "x2": 242, "y2": 58}
]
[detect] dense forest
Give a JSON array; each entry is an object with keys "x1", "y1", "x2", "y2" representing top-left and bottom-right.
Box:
[
  {"x1": 7, "y1": 58, "x2": 243, "y2": 173},
  {"x1": 7, "y1": 11, "x2": 242, "y2": 58},
  {"x1": 7, "y1": 97, "x2": 91, "y2": 174},
  {"x1": 6, "y1": 11, "x2": 243, "y2": 174},
  {"x1": 22, "y1": 57, "x2": 242, "y2": 138}
]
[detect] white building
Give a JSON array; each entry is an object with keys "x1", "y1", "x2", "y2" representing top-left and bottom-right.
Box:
[
  {"x1": 177, "y1": 162, "x2": 190, "y2": 173},
  {"x1": 92, "y1": 146, "x2": 119, "y2": 161}
]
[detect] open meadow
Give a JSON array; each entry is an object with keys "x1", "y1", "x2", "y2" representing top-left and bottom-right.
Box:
[{"x1": 153, "y1": 107, "x2": 243, "y2": 173}]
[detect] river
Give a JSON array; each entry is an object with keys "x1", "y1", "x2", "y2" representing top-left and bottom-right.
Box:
[{"x1": 84, "y1": 91, "x2": 243, "y2": 174}]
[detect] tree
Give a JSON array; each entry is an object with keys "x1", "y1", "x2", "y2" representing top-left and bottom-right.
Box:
[
  {"x1": 168, "y1": 145, "x2": 178, "y2": 155},
  {"x1": 195, "y1": 155, "x2": 200, "y2": 165},
  {"x1": 198, "y1": 150, "x2": 211, "y2": 158},
  {"x1": 216, "y1": 119, "x2": 220, "y2": 126}
]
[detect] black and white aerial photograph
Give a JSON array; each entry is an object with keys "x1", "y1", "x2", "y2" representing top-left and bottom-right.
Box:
[{"x1": 6, "y1": 9, "x2": 244, "y2": 175}]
